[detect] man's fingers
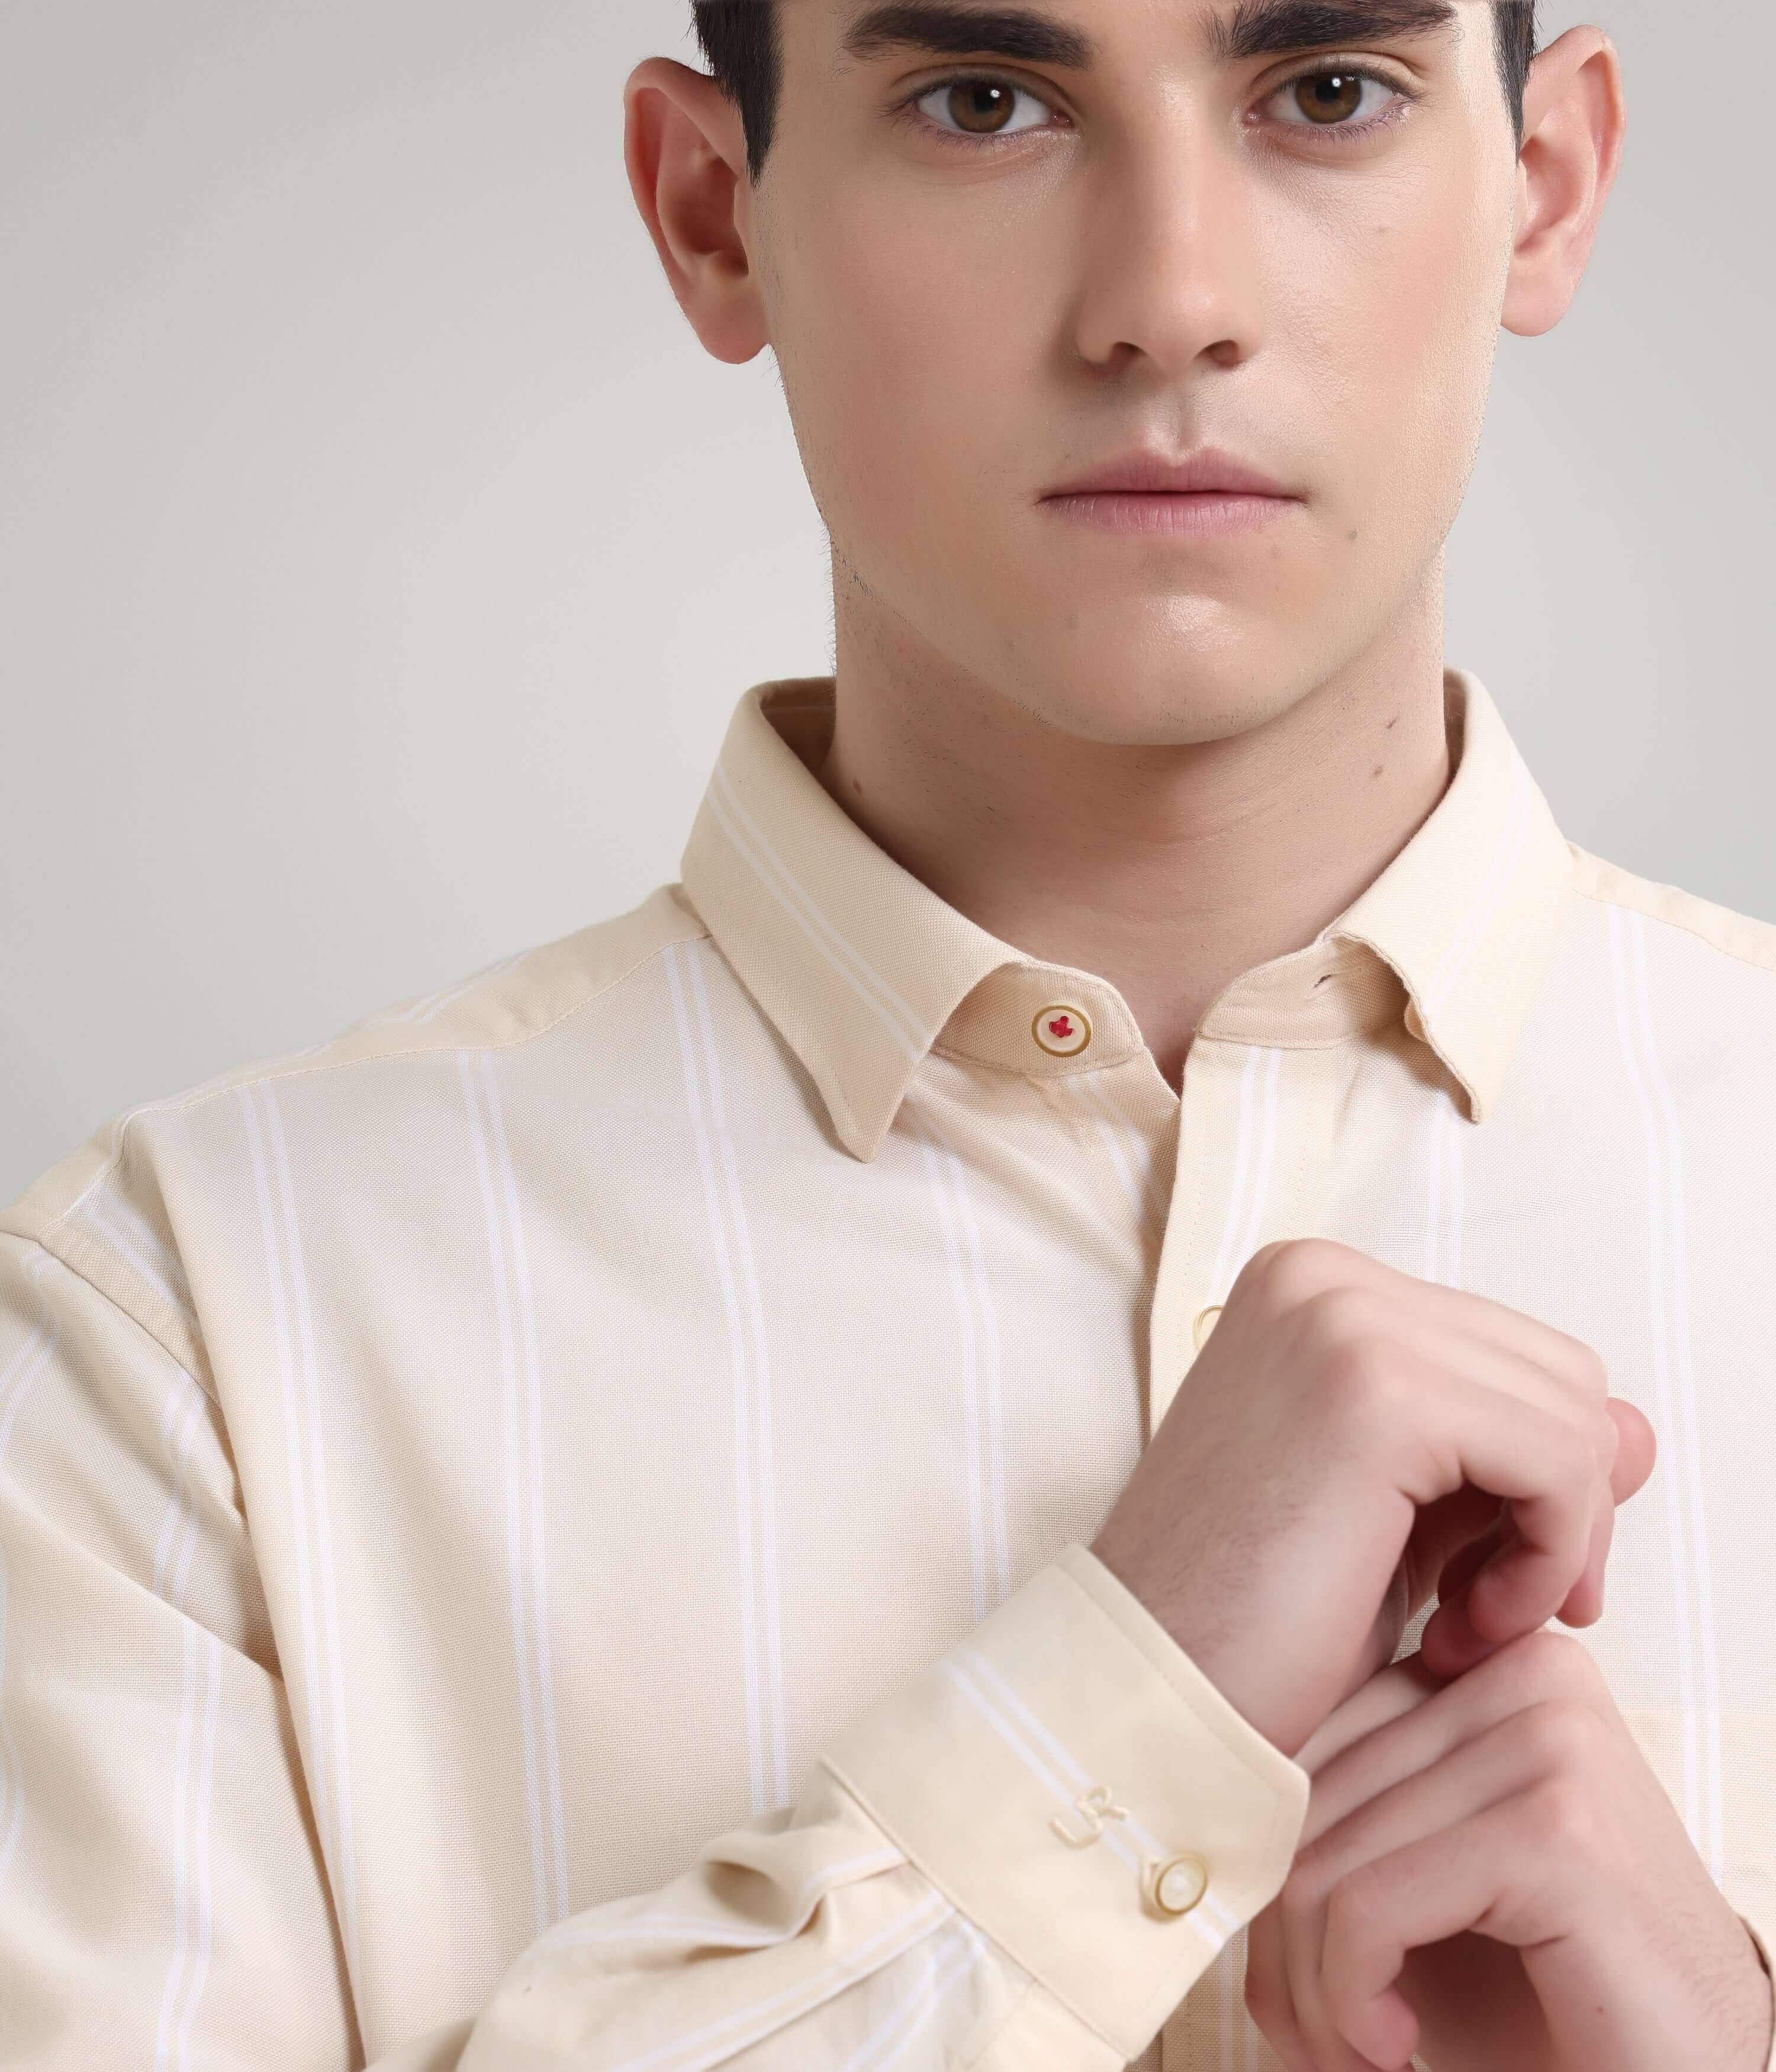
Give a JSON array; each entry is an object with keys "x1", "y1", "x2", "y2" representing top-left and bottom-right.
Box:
[
  {"x1": 1247, "y1": 1237, "x2": 1609, "y2": 1395},
  {"x1": 1420, "y1": 1385, "x2": 1600, "y2": 1646},
  {"x1": 1608, "y1": 1398, "x2": 1656, "y2": 1502},
  {"x1": 1421, "y1": 1401, "x2": 1650, "y2": 1668},
  {"x1": 1401, "y1": 1485, "x2": 1505, "y2": 1614}
]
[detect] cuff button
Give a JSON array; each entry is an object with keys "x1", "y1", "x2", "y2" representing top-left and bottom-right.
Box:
[{"x1": 1148, "y1": 1852, "x2": 1210, "y2": 1918}]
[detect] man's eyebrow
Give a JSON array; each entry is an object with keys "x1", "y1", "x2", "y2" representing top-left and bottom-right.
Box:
[
  {"x1": 838, "y1": 3, "x2": 1098, "y2": 71},
  {"x1": 1209, "y1": 0, "x2": 1460, "y2": 63}
]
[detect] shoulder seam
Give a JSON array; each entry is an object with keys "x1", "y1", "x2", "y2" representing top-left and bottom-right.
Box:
[
  {"x1": 5, "y1": 1231, "x2": 220, "y2": 1410},
  {"x1": 1570, "y1": 875, "x2": 1776, "y2": 981},
  {"x1": 34, "y1": 922, "x2": 710, "y2": 1256}
]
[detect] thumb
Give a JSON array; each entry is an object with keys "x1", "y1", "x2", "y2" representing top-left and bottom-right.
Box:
[{"x1": 1608, "y1": 1397, "x2": 1656, "y2": 1503}]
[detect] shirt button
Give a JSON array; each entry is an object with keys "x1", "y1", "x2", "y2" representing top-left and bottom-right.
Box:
[
  {"x1": 1032, "y1": 1003, "x2": 1092, "y2": 1058},
  {"x1": 1192, "y1": 1304, "x2": 1222, "y2": 1350},
  {"x1": 1148, "y1": 1852, "x2": 1211, "y2": 1918}
]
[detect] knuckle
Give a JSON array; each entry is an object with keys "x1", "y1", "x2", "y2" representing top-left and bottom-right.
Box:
[
  {"x1": 1325, "y1": 1861, "x2": 1388, "y2": 1939},
  {"x1": 1243, "y1": 1962, "x2": 1283, "y2": 2020},
  {"x1": 1488, "y1": 1627, "x2": 1608, "y2": 1704},
  {"x1": 1556, "y1": 1330, "x2": 1610, "y2": 1396},
  {"x1": 1465, "y1": 1630, "x2": 1605, "y2": 1724},
  {"x1": 1537, "y1": 1628, "x2": 1610, "y2": 1700},
  {"x1": 1547, "y1": 1410, "x2": 1599, "y2": 1489},
  {"x1": 1297, "y1": 1282, "x2": 1382, "y2": 1348},
  {"x1": 1278, "y1": 1854, "x2": 1329, "y2": 1919},
  {"x1": 1247, "y1": 1236, "x2": 1348, "y2": 1304},
  {"x1": 1517, "y1": 1693, "x2": 1610, "y2": 1772},
  {"x1": 1527, "y1": 1765, "x2": 1609, "y2": 1861},
  {"x1": 1302, "y1": 1300, "x2": 1401, "y2": 1411}
]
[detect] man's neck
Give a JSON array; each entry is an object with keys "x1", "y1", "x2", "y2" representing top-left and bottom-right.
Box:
[{"x1": 817, "y1": 590, "x2": 1455, "y2": 1092}]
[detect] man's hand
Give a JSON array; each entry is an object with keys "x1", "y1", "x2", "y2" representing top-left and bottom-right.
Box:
[
  {"x1": 1090, "y1": 1237, "x2": 1656, "y2": 1758},
  {"x1": 1243, "y1": 1629, "x2": 1776, "y2": 2072}
]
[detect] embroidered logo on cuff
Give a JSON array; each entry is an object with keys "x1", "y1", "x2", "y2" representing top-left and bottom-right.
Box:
[{"x1": 1050, "y1": 1781, "x2": 1129, "y2": 1847}]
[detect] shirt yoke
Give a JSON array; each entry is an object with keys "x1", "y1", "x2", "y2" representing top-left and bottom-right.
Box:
[
  {"x1": 0, "y1": 882, "x2": 710, "y2": 1384},
  {"x1": 1568, "y1": 841, "x2": 1776, "y2": 984}
]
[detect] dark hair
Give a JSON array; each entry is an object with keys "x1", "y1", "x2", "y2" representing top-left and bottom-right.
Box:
[{"x1": 693, "y1": 1, "x2": 1538, "y2": 184}]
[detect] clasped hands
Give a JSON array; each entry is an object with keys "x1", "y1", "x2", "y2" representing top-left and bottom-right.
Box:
[
  {"x1": 1088, "y1": 1240, "x2": 1774, "y2": 2072},
  {"x1": 1244, "y1": 1430, "x2": 1775, "y2": 2072}
]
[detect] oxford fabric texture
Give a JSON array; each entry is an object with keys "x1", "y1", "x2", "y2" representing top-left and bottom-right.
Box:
[{"x1": 1, "y1": 667, "x2": 1773, "y2": 2071}]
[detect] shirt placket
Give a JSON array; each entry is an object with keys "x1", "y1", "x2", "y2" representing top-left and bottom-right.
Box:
[
  {"x1": 1146, "y1": 958, "x2": 1373, "y2": 1439},
  {"x1": 1144, "y1": 979, "x2": 1353, "y2": 2071}
]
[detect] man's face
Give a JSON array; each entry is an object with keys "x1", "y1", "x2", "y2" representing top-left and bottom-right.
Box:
[{"x1": 748, "y1": 0, "x2": 1523, "y2": 745}]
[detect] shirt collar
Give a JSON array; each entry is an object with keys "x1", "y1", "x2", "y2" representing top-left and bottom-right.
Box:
[
  {"x1": 679, "y1": 679, "x2": 1019, "y2": 1161},
  {"x1": 679, "y1": 668, "x2": 1571, "y2": 1161},
  {"x1": 1320, "y1": 665, "x2": 1574, "y2": 1125}
]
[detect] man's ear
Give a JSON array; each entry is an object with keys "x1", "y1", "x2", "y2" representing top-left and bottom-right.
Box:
[
  {"x1": 1502, "y1": 25, "x2": 1628, "y2": 339},
  {"x1": 623, "y1": 57, "x2": 770, "y2": 365}
]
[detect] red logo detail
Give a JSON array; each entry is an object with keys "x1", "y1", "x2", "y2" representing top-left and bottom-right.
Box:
[{"x1": 1048, "y1": 1015, "x2": 1074, "y2": 1041}]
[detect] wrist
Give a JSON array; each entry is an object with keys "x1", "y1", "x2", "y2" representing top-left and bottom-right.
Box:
[{"x1": 1087, "y1": 1531, "x2": 1234, "y2": 1712}]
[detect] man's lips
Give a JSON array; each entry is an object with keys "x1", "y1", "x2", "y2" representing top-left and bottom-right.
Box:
[
  {"x1": 1041, "y1": 445, "x2": 1296, "y2": 500},
  {"x1": 1038, "y1": 446, "x2": 1302, "y2": 538}
]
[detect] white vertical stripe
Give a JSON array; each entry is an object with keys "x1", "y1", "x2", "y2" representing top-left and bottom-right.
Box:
[
  {"x1": 459, "y1": 1050, "x2": 554, "y2": 1933},
  {"x1": 1607, "y1": 906, "x2": 1704, "y2": 1859},
  {"x1": 942, "y1": 1649, "x2": 1240, "y2": 1948},
  {"x1": 711, "y1": 765, "x2": 929, "y2": 1057},
  {"x1": 840, "y1": 1917, "x2": 987, "y2": 2071},
  {"x1": 1208, "y1": 1047, "x2": 1265, "y2": 1304},
  {"x1": 258, "y1": 1080, "x2": 360, "y2": 1986},
  {"x1": 909, "y1": 1109, "x2": 989, "y2": 1627},
  {"x1": 951, "y1": 1643, "x2": 1154, "y2": 1861},
  {"x1": 941, "y1": 1657, "x2": 1139, "y2": 1879},
  {"x1": 935, "y1": 1133, "x2": 1011, "y2": 1613},
  {"x1": 236, "y1": 1085, "x2": 343, "y2": 1964},
  {"x1": 150, "y1": 1359, "x2": 219, "y2": 2071},
  {"x1": 1626, "y1": 909, "x2": 1723, "y2": 1883},
  {"x1": 950, "y1": 1642, "x2": 1246, "y2": 1944},
  {"x1": 687, "y1": 945, "x2": 791, "y2": 1810},
  {"x1": 1231, "y1": 1048, "x2": 1283, "y2": 1273},
  {"x1": 152, "y1": 1375, "x2": 207, "y2": 1603},
  {"x1": 1222, "y1": 1919, "x2": 1247, "y2": 2072},
  {"x1": 79, "y1": 1187, "x2": 197, "y2": 1329},
  {"x1": 1426, "y1": 755, "x2": 1532, "y2": 1019},
  {"x1": 1202, "y1": 1045, "x2": 1282, "y2": 2068},
  {"x1": 1073, "y1": 1074, "x2": 1166, "y2": 1246},
  {"x1": 480, "y1": 1049, "x2": 572, "y2": 1920},
  {"x1": 603, "y1": 1886, "x2": 958, "y2": 2072},
  {"x1": 152, "y1": 1619, "x2": 199, "y2": 2072},
  {"x1": 172, "y1": 1630, "x2": 223, "y2": 2072},
  {"x1": 662, "y1": 945, "x2": 775, "y2": 1817},
  {"x1": 0, "y1": 1256, "x2": 59, "y2": 1892}
]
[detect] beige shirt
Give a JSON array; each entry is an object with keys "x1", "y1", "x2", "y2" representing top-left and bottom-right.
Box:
[{"x1": 2, "y1": 668, "x2": 1774, "y2": 2072}]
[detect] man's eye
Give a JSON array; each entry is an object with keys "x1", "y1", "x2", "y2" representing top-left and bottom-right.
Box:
[
  {"x1": 909, "y1": 76, "x2": 1057, "y2": 144},
  {"x1": 1266, "y1": 67, "x2": 1404, "y2": 130}
]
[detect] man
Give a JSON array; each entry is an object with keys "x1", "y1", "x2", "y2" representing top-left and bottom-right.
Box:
[{"x1": 1, "y1": 0, "x2": 1772, "y2": 2066}]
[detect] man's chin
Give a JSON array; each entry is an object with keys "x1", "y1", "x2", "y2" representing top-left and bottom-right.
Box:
[{"x1": 992, "y1": 668, "x2": 1314, "y2": 752}]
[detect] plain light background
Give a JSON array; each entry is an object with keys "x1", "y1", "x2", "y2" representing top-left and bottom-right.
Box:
[{"x1": 2, "y1": 0, "x2": 1770, "y2": 1204}]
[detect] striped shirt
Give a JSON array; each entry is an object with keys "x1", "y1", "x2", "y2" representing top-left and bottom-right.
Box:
[{"x1": 2, "y1": 666, "x2": 1773, "y2": 2072}]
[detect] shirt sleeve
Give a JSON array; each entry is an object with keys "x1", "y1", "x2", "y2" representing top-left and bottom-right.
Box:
[{"x1": 0, "y1": 1228, "x2": 1310, "y2": 2072}]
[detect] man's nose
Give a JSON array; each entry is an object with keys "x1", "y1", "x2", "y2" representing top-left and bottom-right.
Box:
[{"x1": 1069, "y1": 127, "x2": 1266, "y2": 377}]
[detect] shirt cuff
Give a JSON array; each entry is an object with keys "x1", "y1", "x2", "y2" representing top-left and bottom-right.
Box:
[{"x1": 818, "y1": 1540, "x2": 1310, "y2": 2063}]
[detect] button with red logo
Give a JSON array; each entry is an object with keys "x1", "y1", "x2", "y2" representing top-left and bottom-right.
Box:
[{"x1": 1032, "y1": 1003, "x2": 1092, "y2": 1058}]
